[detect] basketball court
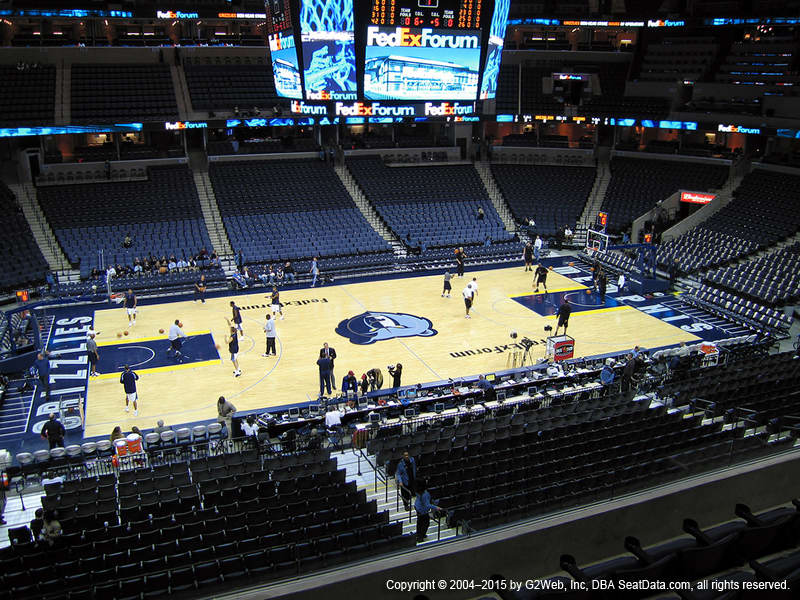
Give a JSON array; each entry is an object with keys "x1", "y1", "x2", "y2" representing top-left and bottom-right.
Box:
[{"x1": 79, "y1": 260, "x2": 704, "y2": 438}]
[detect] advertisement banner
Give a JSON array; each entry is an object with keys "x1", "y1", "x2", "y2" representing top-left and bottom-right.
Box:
[
  {"x1": 364, "y1": 26, "x2": 481, "y2": 100},
  {"x1": 480, "y1": 0, "x2": 510, "y2": 99},
  {"x1": 269, "y1": 31, "x2": 302, "y2": 99},
  {"x1": 300, "y1": 0, "x2": 357, "y2": 100}
]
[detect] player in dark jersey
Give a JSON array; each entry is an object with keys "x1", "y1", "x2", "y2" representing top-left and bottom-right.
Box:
[
  {"x1": 534, "y1": 264, "x2": 549, "y2": 293},
  {"x1": 124, "y1": 288, "x2": 137, "y2": 327},
  {"x1": 230, "y1": 301, "x2": 244, "y2": 334},
  {"x1": 556, "y1": 299, "x2": 572, "y2": 335},
  {"x1": 270, "y1": 286, "x2": 284, "y2": 319},
  {"x1": 225, "y1": 326, "x2": 241, "y2": 377}
]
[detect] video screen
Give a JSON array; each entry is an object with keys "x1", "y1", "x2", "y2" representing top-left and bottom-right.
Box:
[
  {"x1": 364, "y1": 26, "x2": 482, "y2": 100},
  {"x1": 479, "y1": 0, "x2": 510, "y2": 99},
  {"x1": 300, "y1": 0, "x2": 358, "y2": 100},
  {"x1": 269, "y1": 31, "x2": 303, "y2": 99}
]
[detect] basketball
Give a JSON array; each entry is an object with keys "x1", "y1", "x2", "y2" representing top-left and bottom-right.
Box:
[
  {"x1": 116, "y1": 332, "x2": 122, "y2": 338},
  {"x1": 159, "y1": 328, "x2": 164, "y2": 334},
  {"x1": 568, "y1": 262, "x2": 575, "y2": 266},
  {"x1": 586, "y1": 289, "x2": 592, "y2": 295},
  {"x1": 549, "y1": 266, "x2": 554, "y2": 271},
  {"x1": 123, "y1": 331, "x2": 129, "y2": 336}
]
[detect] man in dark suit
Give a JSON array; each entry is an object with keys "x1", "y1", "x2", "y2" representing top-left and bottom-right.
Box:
[
  {"x1": 317, "y1": 350, "x2": 333, "y2": 398},
  {"x1": 320, "y1": 342, "x2": 337, "y2": 390}
]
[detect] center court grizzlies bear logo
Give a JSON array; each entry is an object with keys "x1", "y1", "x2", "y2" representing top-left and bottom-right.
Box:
[{"x1": 335, "y1": 311, "x2": 437, "y2": 345}]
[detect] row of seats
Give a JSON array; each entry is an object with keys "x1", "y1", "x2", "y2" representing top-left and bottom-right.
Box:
[
  {"x1": 705, "y1": 242, "x2": 800, "y2": 306},
  {"x1": 346, "y1": 156, "x2": 511, "y2": 249},
  {"x1": 657, "y1": 169, "x2": 800, "y2": 273},
  {"x1": 687, "y1": 284, "x2": 793, "y2": 333},
  {"x1": 491, "y1": 164, "x2": 595, "y2": 236},
  {"x1": 210, "y1": 159, "x2": 390, "y2": 265},
  {"x1": 0, "y1": 181, "x2": 49, "y2": 292},
  {"x1": 37, "y1": 165, "x2": 213, "y2": 272},
  {"x1": 601, "y1": 156, "x2": 728, "y2": 233}
]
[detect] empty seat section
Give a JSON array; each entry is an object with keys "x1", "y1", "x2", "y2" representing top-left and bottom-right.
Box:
[
  {"x1": 70, "y1": 64, "x2": 178, "y2": 123},
  {"x1": 346, "y1": 156, "x2": 511, "y2": 249},
  {"x1": 209, "y1": 159, "x2": 390, "y2": 264},
  {"x1": 37, "y1": 165, "x2": 212, "y2": 272},
  {"x1": 491, "y1": 164, "x2": 595, "y2": 235}
]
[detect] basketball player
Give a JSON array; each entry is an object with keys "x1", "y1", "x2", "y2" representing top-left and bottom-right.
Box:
[
  {"x1": 194, "y1": 275, "x2": 206, "y2": 303},
  {"x1": 455, "y1": 247, "x2": 466, "y2": 277},
  {"x1": 442, "y1": 271, "x2": 452, "y2": 297},
  {"x1": 119, "y1": 364, "x2": 139, "y2": 416},
  {"x1": 225, "y1": 325, "x2": 241, "y2": 377},
  {"x1": 462, "y1": 282, "x2": 475, "y2": 319},
  {"x1": 534, "y1": 264, "x2": 549, "y2": 293},
  {"x1": 523, "y1": 242, "x2": 533, "y2": 271},
  {"x1": 270, "y1": 286, "x2": 284, "y2": 319},
  {"x1": 555, "y1": 299, "x2": 571, "y2": 335},
  {"x1": 468, "y1": 277, "x2": 478, "y2": 297},
  {"x1": 123, "y1": 288, "x2": 137, "y2": 327},
  {"x1": 230, "y1": 301, "x2": 244, "y2": 333},
  {"x1": 167, "y1": 319, "x2": 187, "y2": 359}
]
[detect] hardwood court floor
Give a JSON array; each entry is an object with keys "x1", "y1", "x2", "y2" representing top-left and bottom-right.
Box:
[{"x1": 84, "y1": 266, "x2": 698, "y2": 437}]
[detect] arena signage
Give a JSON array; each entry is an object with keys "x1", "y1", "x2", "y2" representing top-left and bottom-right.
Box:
[
  {"x1": 217, "y1": 12, "x2": 266, "y2": 19},
  {"x1": 424, "y1": 102, "x2": 474, "y2": 116},
  {"x1": 156, "y1": 10, "x2": 199, "y2": 19},
  {"x1": 366, "y1": 26, "x2": 479, "y2": 49},
  {"x1": 164, "y1": 121, "x2": 208, "y2": 130},
  {"x1": 335, "y1": 102, "x2": 416, "y2": 117},
  {"x1": 680, "y1": 191, "x2": 716, "y2": 204},
  {"x1": 290, "y1": 101, "x2": 328, "y2": 116},
  {"x1": 31, "y1": 316, "x2": 93, "y2": 436},
  {"x1": 717, "y1": 124, "x2": 761, "y2": 134},
  {"x1": 647, "y1": 19, "x2": 685, "y2": 27}
]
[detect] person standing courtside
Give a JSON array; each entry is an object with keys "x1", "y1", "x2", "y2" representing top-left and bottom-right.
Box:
[
  {"x1": 317, "y1": 349, "x2": 333, "y2": 398},
  {"x1": 320, "y1": 342, "x2": 337, "y2": 390},
  {"x1": 86, "y1": 333, "x2": 100, "y2": 377},
  {"x1": 35, "y1": 351, "x2": 51, "y2": 400},
  {"x1": 310, "y1": 257, "x2": 319, "y2": 287},
  {"x1": 555, "y1": 299, "x2": 571, "y2": 335},
  {"x1": 119, "y1": 364, "x2": 139, "y2": 416},
  {"x1": 124, "y1": 288, "x2": 137, "y2": 327},
  {"x1": 523, "y1": 242, "x2": 533, "y2": 271},
  {"x1": 534, "y1": 235, "x2": 543, "y2": 262},
  {"x1": 230, "y1": 301, "x2": 244, "y2": 334},
  {"x1": 262, "y1": 314, "x2": 277, "y2": 357},
  {"x1": 40, "y1": 413, "x2": 65, "y2": 449}
]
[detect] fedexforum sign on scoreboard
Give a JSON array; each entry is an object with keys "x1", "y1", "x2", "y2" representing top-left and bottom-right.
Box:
[{"x1": 289, "y1": 99, "x2": 476, "y2": 117}]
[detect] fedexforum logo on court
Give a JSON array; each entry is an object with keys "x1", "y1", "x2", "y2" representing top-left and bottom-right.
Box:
[{"x1": 336, "y1": 311, "x2": 437, "y2": 345}]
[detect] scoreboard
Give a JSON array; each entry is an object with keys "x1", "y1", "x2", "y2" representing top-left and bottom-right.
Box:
[
  {"x1": 370, "y1": 0, "x2": 483, "y2": 29},
  {"x1": 266, "y1": 0, "x2": 509, "y2": 102},
  {"x1": 264, "y1": 0, "x2": 293, "y2": 34}
]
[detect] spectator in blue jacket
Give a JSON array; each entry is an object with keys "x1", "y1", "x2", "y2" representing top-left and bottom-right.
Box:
[
  {"x1": 414, "y1": 479, "x2": 441, "y2": 542},
  {"x1": 396, "y1": 451, "x2": 416, "y2": 511},
  {"x1": 600, "y1": 360, "x2": 615, "y2": 388}
]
